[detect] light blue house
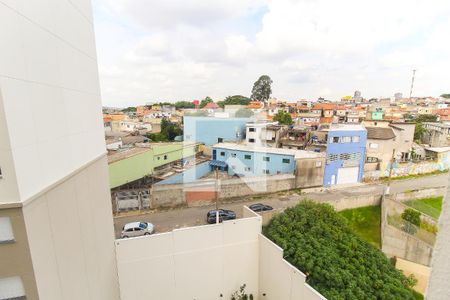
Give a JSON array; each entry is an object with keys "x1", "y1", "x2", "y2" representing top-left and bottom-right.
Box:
[
  {"x1": 183, "y1": 116, "x2": 249, "y2": 146},
  {"x1": 211, "y1": 143, "x2": 300, "y2": 176},
  {"x1": 323, "y1": 124, "x2": 367, "y2": 186}
]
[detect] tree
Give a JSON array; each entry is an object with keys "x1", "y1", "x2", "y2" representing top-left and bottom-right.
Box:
[
  {"x1": 273, "y1": 110, "x2": 293, "y2": 125},
  {"x1": 121, "y1": 106, "x2": 137, "y2": 112},
  {"x1": 174, "y1": 101, "x2": 195, "y2": 109},
  {"x1": 401, "y1": 208, "x2": 421, "y2": 234},
  {"x1": 264, "y1": 201, "x2": 416, "y2": 300},
  {"x1": 217, "y1": 95, "x2": 251, "y2": 108},
  {"x1": 199, "y1": 96, "x2": 213, "y2": 108},
  {"x1": 235, "y1": 108, "x2": 254, "y2": 118},
  {"x1": 413, "y1": 114, "x2": 437, "y2": 141},
  {"x1": 250, "y1": 75, "x2": 272, "y2": 102},
  {"x1": 146, "y1": 118, "x2": 182, "y2": 142},
  {"x1": 440, "y1": 94, "x2": 450, "y2": 99}
]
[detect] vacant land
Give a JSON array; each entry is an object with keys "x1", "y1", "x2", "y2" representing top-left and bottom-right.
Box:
[
  {"x1": 405, "y1": 196, "x2": 443, "y2": 219},
  {"x1": 339, "y1": 205, "x2": 381, "y2": 248}
]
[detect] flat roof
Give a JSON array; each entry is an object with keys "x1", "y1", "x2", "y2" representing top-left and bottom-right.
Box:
[
  {"x1": 425, "y1": 146, "x2": 450, "y2": 153},
  {"x1": 108, "y1": 147, "x2": 151, "y2": 164},
  {"x1": 329, "y1": 124, "x2": 366, "y2": 131},
  {"x1": 212, "y1": 142, "x2": 324, "y2": 159}
]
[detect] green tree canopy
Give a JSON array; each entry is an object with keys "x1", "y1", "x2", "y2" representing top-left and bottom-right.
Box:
[
  {"x1": 146, "y1": 118, "x2": 182, "y2": 142},
  {"x1": 174, "y1": 101, "x2": 195, "y2": 109},
  {"x1": 121, "y1": 106, "x2": 137, "y2": 112},
  {"x1": 273, "y1": 110, "x2": 293, "y2": 125},
  {"x1": 264, "y1": 201, "x2": 416, "y2": 300},
  {"x1": 199, "y1": 96, "x2": 213, "y2": 108},
  {"x1": 217, "y1": 95, "x2": 251, "y2": 108},
  {"x1": 250, "y1": 75, "x2": 272, "y2": 102},
  {"x1": 413, "y1": 114, "x2": 438, "y2": 141}
]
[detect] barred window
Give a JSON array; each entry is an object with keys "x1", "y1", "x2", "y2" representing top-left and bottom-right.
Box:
[{"x1": 327, "y1": 154, "x2": 338, "y2": 162}]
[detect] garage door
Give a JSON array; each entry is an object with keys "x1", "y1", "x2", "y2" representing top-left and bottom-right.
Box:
[{"x1": 337, "y1": 167, "x2": 359, "y2": 184}]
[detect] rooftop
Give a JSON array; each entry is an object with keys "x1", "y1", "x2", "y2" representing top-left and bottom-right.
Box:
[
  {"x1": 329, "y1": 123, "x2": 366, "y2": 132},
  {"x1": 213, "y1": 142, "x2": 324, "y2": 159},
  {"x1": 366, "y1": 127, "x2": 396, "y2": 140}
]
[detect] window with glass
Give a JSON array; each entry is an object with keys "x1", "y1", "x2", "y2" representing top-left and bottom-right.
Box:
[
  {"x1": 352, "y1": 136, "x2": 360, "y2": 143},
  {"x1": 263, "y1": 156, "x2": 270, "y2": 162},
  {"x1": 282, "y1": 158, "x2": 290, "y2": 164},
  {"x1": 244, "y1": 154, "x2": 252, "y2": 160}
]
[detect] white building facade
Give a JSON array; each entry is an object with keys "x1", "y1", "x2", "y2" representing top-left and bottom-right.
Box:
[{"x1": 0, "y1": 1, "x2": 120, "y2": 299}]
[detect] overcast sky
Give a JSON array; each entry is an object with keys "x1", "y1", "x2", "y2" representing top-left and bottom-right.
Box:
[{"x1": 93, "y1": 0, "x2": 450, "y2": 107}]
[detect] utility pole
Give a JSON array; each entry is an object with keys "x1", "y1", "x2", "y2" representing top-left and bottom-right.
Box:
[
  {"x1": 215, "y1": 166, "x2": 219, "y2": 224},
  {"x1": 409, "y1": 69, "x2": 416, "y2": 100},
  {"x1": 384, "y1": 149, "x2": 396, "y2": 198}
]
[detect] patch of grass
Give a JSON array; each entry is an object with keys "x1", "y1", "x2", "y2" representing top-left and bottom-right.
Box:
[
  {"x1": 339, "y1": 206, "x2": 381, "y2": 248},
  {"x1": 380, "y1": 169, "x2": 448, "y2": 182},
  {"x1": 412, "y1": 290, "x2": 424, "y2": 300},
  {"x1": 405, "y1": 196, "x2": 443, "y2": 219}
]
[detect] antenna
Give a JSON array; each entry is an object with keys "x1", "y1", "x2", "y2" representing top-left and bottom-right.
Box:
[{"x1": 409, "y1": 69, "x2": 416, "y2": 100}]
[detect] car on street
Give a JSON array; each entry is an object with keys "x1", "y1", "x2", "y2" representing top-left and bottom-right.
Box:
[
  {"x1": 206, "y1": 209, "x2": 236, "y2": 224},
  {"x1": 249, "y1": 203, "x2": 273, "y2": 212},
  {"x1": 121, "y1": 221, "x2": 154, "y2": 238}
]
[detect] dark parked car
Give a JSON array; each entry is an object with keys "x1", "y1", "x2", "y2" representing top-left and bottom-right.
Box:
[
  {"x1": 206, "y1": 209, "x2": 236, "y2": 224},
  {"x1": 249, "y1": 203, "x2": 273, "y2": 212}
]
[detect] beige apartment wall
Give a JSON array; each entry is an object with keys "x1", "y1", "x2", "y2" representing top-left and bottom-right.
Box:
[
  {"x1": 0, "y1": 90, "x2": 20, "y2": 204},
  {"x1": 22, "y1": 156, "x2": 120, "y2": 300},
  {"x1": 258, "y1": 235, "x2": 326, "y2": 300},
  {"x1": 0, "y1": 207, "x2": 39, "y2": 299},
  {"x1": 116, "y1": 216, "x2": 262, "y2": 300}
]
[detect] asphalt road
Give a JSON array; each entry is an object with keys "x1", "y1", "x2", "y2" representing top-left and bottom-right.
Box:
[{"x1": 113, "y1": 173, "x2": 449, "y2": 238}]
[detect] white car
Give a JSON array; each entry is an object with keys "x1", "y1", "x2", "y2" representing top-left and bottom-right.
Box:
[{"x1": 121, "y1": 222, "x2": 154, "y2": 238}]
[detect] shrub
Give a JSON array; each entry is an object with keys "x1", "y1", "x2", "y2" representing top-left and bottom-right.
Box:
[
  {"x1": 231, "y1": 284, "x2": 253, "y2": 300},
  {"x1": 263, "y1": 201, "x2": 416, "y2": 300},
  {"x1": 420, "y1": 221, "x2": 438, "y2": 234},
  {"x1": 401, "y1": 209, "x2": 421, "y2": 234}
]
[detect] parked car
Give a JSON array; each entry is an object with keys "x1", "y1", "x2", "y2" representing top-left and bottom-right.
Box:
[
  {"x1": 249, "y1": 203, "x2": 273, "y2": 212},
  {"x1": 121, "y1": 222, "x2": 154, "y2": 238},
  {"x1": 206, "y1": 209, "x2": 236, "y2": 224}
]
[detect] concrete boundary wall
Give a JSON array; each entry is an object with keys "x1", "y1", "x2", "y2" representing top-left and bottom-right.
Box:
[
  {"x1": 381, "y1": 197, "x2": 435, "y2": 266},
  {"x1": 258, "y1": 234, "x2": 326, "y2": 300},
  {"x1": 151, "y1": 174, "x2": 297, "y2": 209},
  {"x1": 115, "y1": 211, "x2": 262, "y2": 300}
]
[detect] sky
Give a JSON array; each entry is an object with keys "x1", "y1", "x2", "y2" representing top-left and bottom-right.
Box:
[{"x1": 93, "y1": 0, "x2": 450, "y2": 107}]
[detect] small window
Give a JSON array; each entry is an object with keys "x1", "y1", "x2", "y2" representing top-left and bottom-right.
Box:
[
  {"x1": 249, "y1": 127, "x2": 255, "y2": 132},
  {"x1": 245, "y1": 167, "x2": 251, "y2": 171},
  {"x1": 315, "y1": 161, "x2": 322, "y2": 167},
  {"x1": 263, "y1": 157, "x2": 270, "y2": 162},
  {"x1": 220, "y1": 151, "x2": 225, "y2": 156},
  {"x1": 263, "y1": 169, "x2": 270, "y2": 174},
  {"x1": 0, "y1": 217, "x2": 14, "y2": 243},
  {"x1": 164, "y1": 155, "x2": 168, "y2": 160},
  {"x1": 0, "y1": 167, "x2": 2, "y2": 179},
  {"x1": 244, "y1": 155, "x2": 252, "y2": 160},
  {"x1": 340, "y1": 136, "x2": 351, "y2": 143},
  {"x1": 352, "y1": 136, "x2": 360, "y2": 143},
  {"x1": 231, "y1": 153, "x2": 236, "y2": 158},
  {"x1": 369, "y1": 143, "x2": 378, "y2": 149},
  {"x1": 218, "y1": 138, "x2": 223, "y2": 143},
  {"x1": 282, "y1": 158, "x2": 290, "y2": 164},
  {"x1": 0, "y1": 276, "x2": 25, "y2": 299},
  {"x1": 157, "y1": 157, "x2": 160, "y2": 160},
  {"x1": 367, "y1": 157, "x2": 379, "y2": 163},
  {"x1": 277, "y1": 171, "x2": 281, "y2": 174},
  {"x1": 331, "y1": 136, "x2": 339, "y2": 143},
  {"x1": 249, "y1": 138, "x2": 255, "y2": 143}
]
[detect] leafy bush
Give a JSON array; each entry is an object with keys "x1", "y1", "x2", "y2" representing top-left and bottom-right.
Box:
[
  {"x1": 401, "y1": 209, "x2": 421, "y2": 234},
  {"x1": 420, "y1": 221, "x2": 438, "y2": 234},
  {"x1": 263, "y1": 201, "x2": 416, "y2": 300},
  {"x1": 230, "y1": 284, "x2": 253, "y2": 300}
]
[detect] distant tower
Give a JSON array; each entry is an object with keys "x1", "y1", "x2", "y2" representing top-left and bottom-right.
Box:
[
  {"x1": 394, "y1": 93, "x2": 403, "y2": 100},
  {"x1": 409, "y1": 69, "x2": 416, "y2": 100},
  {"x1": 354, "y1": 90, "x2": 361, "y2": 98}
]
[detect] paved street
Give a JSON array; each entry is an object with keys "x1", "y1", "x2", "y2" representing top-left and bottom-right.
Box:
[{"x1": 113, "y1": 173, "x2": 449, "y2": 238}]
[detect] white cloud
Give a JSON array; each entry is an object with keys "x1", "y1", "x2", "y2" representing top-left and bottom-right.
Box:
[{"x1": 93, "y1": 0, "x2": 450, "y2": 107}]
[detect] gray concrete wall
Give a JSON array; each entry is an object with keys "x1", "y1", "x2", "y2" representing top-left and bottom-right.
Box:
[
  {"x1": 295, "y1": 157, "x2": 325, "y2": 188},
  {"x1": 392, "y1": 187, "x2": 446, "y2": 202}
]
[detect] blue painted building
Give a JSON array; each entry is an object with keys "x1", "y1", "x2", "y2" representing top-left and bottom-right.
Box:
[
  {"x1": 212, "y1": 143, "x2": 299, "y2": 176},
  {"x1": 323, "y1": 124, "x2": 367, "y2": 186},
  {"x1": 183, "y1": 116, "x2": 249, "y2": 146}
]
